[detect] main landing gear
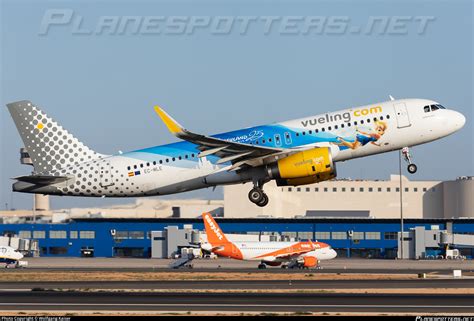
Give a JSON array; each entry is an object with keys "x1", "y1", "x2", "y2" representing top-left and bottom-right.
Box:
[
  {"x1": 402, "y1": 147, "x2": 417, "y2": 174},
  {"x1": 248, "y1": 181, "x2": 269, "y2": 207}
]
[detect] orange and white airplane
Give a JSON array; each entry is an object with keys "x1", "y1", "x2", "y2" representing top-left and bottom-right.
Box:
[{"x1": 200, "y1": 213, "x2": 337, "y2": 269}]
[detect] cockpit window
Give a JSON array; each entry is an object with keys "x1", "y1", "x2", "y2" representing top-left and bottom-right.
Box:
[
  {"x1": 424, "y1": 106, "x2": 430, "y2": 113},
  {"x1": 431, "y1": 104, "x2": 439, "y2": 111},
  {"x1": 436, "y1": 104, "x2": 446, "y2": 109}
]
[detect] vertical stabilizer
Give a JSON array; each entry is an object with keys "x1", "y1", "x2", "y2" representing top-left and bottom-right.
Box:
[
  {"x1": 7, "y1": 100, "x2": 105, "y2": 174},
  {"x1": 202, "y1": 212, "x2": 229, "y2": 245}
]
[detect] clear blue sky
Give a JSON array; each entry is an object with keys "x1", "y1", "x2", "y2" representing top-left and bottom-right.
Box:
[{"x1": 1, "y1": 0, "x2": 472, "y2": 210}]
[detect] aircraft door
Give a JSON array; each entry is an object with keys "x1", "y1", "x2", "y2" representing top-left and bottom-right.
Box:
[
  {"x1": 393, "y1": 103, "x2": 411, "y2": 128},
  {"x1": 284, "y1": 132, "x2": 292, "y2": 145},
  {"x1": 274, "y1": 134, "x2": 282, "y2": 147},
  {"x1": 100, "y1": 161, "x2": 114, "y2": 187}
]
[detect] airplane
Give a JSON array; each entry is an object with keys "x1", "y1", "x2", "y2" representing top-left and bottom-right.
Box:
[
  {"x1": 200, "y1": 212, "x2": 337, "y2": 269},
  {"x1": 6, "y1": 98, "x2": 465, "y2": 207},
  {"x1": 0, "y1": 246, "x2": 26, "y2": 268}
]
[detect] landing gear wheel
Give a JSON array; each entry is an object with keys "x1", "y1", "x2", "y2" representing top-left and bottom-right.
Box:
[
  {"x1": 256, "y1": 193, "x2": 269, "y2": 207},
  {"x1": 248, "y1": 188, "x2": 264, "y2": 204},
  {"x1": 258, "y1": 263, "x2": 267, "y2": 269},
  {"x1": 407, "y1": 164, "x2": 417, "y2": 174},
  {"x1": 401, "y1": 147, "x2": 417, "y2": 174}
]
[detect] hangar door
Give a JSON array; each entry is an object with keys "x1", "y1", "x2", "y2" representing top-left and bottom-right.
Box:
[{"x1": 393, "y1": 103, "x2": 411, "y2": 128}]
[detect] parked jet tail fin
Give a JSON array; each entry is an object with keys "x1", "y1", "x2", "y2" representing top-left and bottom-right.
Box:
[
  {"x1": 6, "y1": 100, "x2": 106, "y2": 174},
  {"x1": 202, "y1": 212, "x2": 229, "y2": 245}
]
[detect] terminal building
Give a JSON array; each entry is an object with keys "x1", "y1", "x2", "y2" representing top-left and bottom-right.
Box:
[
  {"x1": 225, "y1": 175, "x2": 474, "y2": 219},
  {"x1": 1, "y1": 217, "x2": 473, "y2": 259},
  {"x1": 0, "y1": 175, "x2": 473, "y2": 260}
]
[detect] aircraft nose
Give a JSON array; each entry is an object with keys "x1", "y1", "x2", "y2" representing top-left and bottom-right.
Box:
[
  {"x1": 452, "y1": 111, "x2": 466, "y2": 131},
  {"x1": 330, "y1": 249, "x2": 337, "y2": 259}
]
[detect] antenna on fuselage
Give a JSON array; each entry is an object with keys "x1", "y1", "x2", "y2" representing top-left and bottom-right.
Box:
[{"x1": 389, "y1": 95, "x2": 395, "y2": 101}]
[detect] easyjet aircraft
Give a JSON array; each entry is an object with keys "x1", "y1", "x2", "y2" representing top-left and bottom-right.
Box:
[
  {"x1": 6, "y1": 98, "x2": 465, "y2": 206},
  {"x1": 200, "y1": 212, "x2": 337, "y2": 269}
]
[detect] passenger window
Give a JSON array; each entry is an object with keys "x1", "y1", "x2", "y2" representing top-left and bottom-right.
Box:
[
  {"x1": 341, "y1": 124, "x2": 344, "y2": 128},
  {"x1": 328, "y1": 126, "x2": 332, "y2": 131},
  {"x1": 315, "y1": 129, "x2": 319, "y2": 133},
  {"x1": 386, "y1": 115, "x2": 390, "y2": 119},
  {"x1": 367, "y1": 119, "x2": 371, "y2": 123},
  {"x1": 334, "y1": 125, "x2": 338, "y2": 129},
  {"x1": 424, "y1": 106, "x2": 430, "y2": 113},
  {"x1": 322, "y1": 128, "x2": 325, "y2": 132},
  {"x1": 127, "y1": 166, "x2": 131, "y2": 171}
]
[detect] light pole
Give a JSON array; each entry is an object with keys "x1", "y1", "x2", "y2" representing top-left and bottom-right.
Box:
[{"x1": 399, "y1": 150, "x2": 404, "y2": 259}]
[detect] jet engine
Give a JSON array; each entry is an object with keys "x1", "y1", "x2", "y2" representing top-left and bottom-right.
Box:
[
  {"x1": 266, "y1": 147, "x2": 336, "y2": 186},
  {"x1": 303, "y1": 256, "x2": 317, "y2": 267}
]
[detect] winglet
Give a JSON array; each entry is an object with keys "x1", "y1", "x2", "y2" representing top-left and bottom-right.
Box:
[{"x1": 154, "y1": 106, "x2": 185, "y2": 135}]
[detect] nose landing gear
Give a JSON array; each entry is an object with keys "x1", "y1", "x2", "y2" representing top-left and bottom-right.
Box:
[
  {"x1": 248, "y1": 181, "x2": 269, "y2": 207},
  {"x1": 402, "y1": 147, "x2": 417, "y2": 174}
]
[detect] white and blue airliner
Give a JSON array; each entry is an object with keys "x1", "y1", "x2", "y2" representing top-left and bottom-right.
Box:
[{"x1": 6, "y1": 98, "x2": 465, "y2": 206}]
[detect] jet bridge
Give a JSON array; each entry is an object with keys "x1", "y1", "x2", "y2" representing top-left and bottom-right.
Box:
[{"x1": 440, "y1": 232, "x2": 474, "y2": 247}]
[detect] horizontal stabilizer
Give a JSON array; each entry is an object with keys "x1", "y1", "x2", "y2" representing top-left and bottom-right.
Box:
[{"x1": 13, "y1": 175, "x2": 70, "y2": 185}]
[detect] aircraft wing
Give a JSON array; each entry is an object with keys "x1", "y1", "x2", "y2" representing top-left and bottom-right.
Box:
[
  {"x1": 272, "y1": 249, "x2": 314, "y2": 260},
  {"x1": 255, "y1": 247, "x2": 314, "y2": 260},
  {"x1": 154, "y1": 106, "x2": 288, "y2": 168}
]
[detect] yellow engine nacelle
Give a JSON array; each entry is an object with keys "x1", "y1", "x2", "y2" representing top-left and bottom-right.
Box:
[{"x1": 267, "y1": 147, "x2": 337, "y2": 186}]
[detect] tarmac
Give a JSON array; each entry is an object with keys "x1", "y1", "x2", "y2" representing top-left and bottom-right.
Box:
[
  {"x1": 0, "y1": 292, "x2": 472, "y2": 313},
  {"x1": 0, "y1": 279, "x2": 473, "y2": 290},
  {"x1": 14, "y1": 257, "x2": 474, "y2": 273},
  {"x1": 2, "y1": 257, "x2": 473, "y2": 314}
]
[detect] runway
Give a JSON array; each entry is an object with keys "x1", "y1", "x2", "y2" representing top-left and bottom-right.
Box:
[
  {"x1": 1, "y1": 278, "x2": 473, "y2": 290},
  {"x1": 0, "y1": 292, "x2": 472, "y2": 313},
  {"x1": 8, "y1": 257, "x2": 474, "y2": 274}
]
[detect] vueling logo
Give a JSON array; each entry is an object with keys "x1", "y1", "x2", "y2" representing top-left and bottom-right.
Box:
[{"x1": 205, "y1": 215, "x2": 224, "y2": 241}]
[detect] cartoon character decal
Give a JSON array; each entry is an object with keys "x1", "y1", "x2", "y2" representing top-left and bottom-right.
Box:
[{"x1": 333, "y1": 121, "x2": 387, "y2": 150}]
